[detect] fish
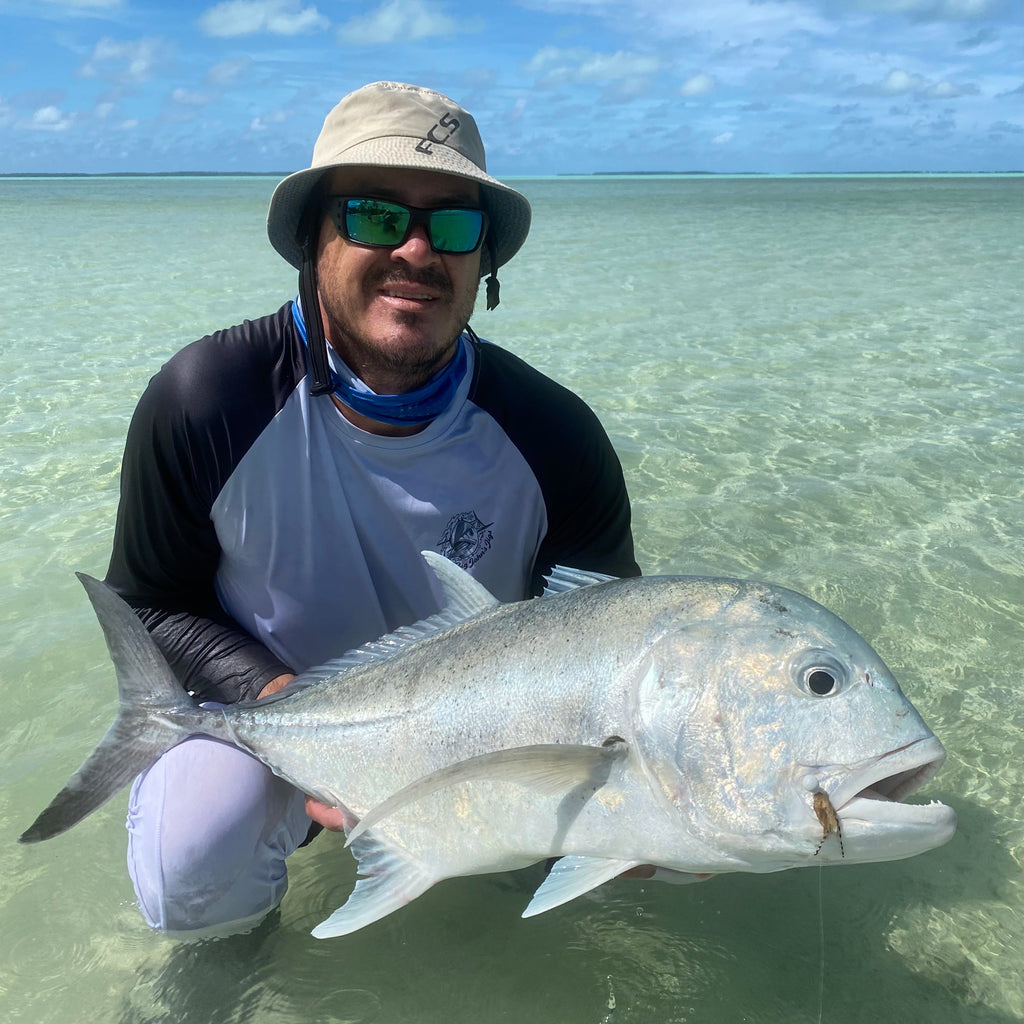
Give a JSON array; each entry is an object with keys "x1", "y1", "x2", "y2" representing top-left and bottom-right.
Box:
[{"x1": 20, "y1": 553, "x2": 956, "y2": 939}]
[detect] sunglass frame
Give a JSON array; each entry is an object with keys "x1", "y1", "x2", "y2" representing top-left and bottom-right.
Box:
[{"x1": 323, "y1": 195, "x2": 489, "y2": 255}]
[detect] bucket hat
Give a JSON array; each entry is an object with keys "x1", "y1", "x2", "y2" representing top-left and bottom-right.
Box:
[{"x1": 267, "y1": 81, "x2": 531, "y2": 279}]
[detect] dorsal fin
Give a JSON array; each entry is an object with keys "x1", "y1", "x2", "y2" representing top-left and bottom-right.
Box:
[
  {"x1": 542, "y1": 565, "x2": 618, "y2": 596},
  {"x1": 256, "y1": 553, "x2": 501, "y2": 699},
  {"x1": 420, "y1": 550, "x2": 501, "y2": 616}
]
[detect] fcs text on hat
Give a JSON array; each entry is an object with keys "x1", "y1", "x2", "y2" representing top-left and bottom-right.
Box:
[{"x1": 416, "y1": 112, "x2": 461, "y2": 156}]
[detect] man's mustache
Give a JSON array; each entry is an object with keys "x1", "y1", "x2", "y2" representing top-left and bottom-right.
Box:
[{"x1": 369, "y1": 267, "x2": 453, "y2": 297}]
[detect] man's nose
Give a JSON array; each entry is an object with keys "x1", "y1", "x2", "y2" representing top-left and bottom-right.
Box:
[{"x1": 390, "y1": 222, "x2": 437, "y2": 264}]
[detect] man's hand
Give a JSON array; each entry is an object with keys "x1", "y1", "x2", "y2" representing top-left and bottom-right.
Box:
[
  {"x1": 257, "y1": 673, "x2": 296, "y2": 698},
  {"x1": 305, "y1": 798, "x2": 349, "y2": 832}
]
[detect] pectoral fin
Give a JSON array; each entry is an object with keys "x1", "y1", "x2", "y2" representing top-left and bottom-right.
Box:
[
  {"x1": 346, "y1": 740, "x2": 627, "y2": 847},
  {"x1": 523, "y1": 855, "x2": 642, "y2": 917}
]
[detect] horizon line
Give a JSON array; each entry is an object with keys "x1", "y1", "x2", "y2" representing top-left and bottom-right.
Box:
[{"x1": 1, "y1": 169, "x2": 1022, "y2": 179}]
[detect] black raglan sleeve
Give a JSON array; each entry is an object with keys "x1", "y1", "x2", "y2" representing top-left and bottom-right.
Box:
[
  {"x1": 470, "y1": 342, "x2": 641, "y2": 591},
  {"x1": 104, "y1": 306, "x2": 301, "y2": 703}
]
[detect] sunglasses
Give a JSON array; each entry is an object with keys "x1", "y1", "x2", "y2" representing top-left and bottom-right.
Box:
[{"x1": 323, "y1": 196, "x2": 488, "y2": 255}]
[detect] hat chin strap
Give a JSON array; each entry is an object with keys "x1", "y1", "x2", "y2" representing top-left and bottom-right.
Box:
[
  {"x1": 485, "y1": 234, "x2": 500, "y2": 310},
  {"x1": 298, "y1": 240, "x2": 335, "y2": 397}
]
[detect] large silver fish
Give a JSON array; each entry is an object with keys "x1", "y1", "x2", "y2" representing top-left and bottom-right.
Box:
[{"x1": 20, "y1": 554, "x2": 955, "y2": 938}]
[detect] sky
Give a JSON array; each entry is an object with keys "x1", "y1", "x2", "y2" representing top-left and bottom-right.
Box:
[{"x1": 1, "y1": 0, "x2": 1021, "y2": 175}]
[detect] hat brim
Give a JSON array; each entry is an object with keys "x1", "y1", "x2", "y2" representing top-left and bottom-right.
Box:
[{"x1": 267, "y1": 137, "x2": 531, "y2": 277}]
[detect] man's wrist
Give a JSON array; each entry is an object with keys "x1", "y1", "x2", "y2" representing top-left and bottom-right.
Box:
[{"x1": 257, "y1": 672, "x2": 296, "y2": 699}]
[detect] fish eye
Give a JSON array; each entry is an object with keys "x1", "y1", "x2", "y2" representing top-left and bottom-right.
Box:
[
  {"x1": 807, "y1": 669, "x2": 838, "y2": 695},
  {"x1": 795, "y1": 651, "x2": 847, "y2": 698}
]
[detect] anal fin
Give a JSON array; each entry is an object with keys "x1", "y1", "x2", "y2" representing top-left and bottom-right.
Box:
[
  {"x1": 311, "y1": 831, "x2": 436, "y2": 939},
  {"x1": 523, "y1": 855, "x2": 641, "y2": 918}
]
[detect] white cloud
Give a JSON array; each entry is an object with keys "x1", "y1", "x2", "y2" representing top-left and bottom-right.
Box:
[
  {"x1": 198, "y1": 0, "x2": 328, "y2": 37},
  {"x1": 681, "y1": 73, "x2": 716, "y2": 96},
  {"x1": 712, "y1": 131, "x2": 734, "y2": 144},
  {"x1": 30, "y1": 106, "x2": 72, "y2": 131},
  {"x1": 519, "y1": 0, "x2": 836, "y2": 45},
  {"x1": 575, "y1": 52, "x2": 659, "y2": 82},
  {"x1": 852, "y1": 68, "x2": 979, "y2": 99},
  {"x1": 523, "y1": 46, "x2": 581, "y2": 75},
  {"x1": 338, "y1": 0, "x2": 472, "y2": 44},
  {"x1": 525, "y1": 47, "x2": 660, "y2": 85},
  {"x1": 250, "y1": 109, "x2": 288, "y2": 132},
  {"x1": 79, "y1": 37, "x2": 161, "y2": 83},
  {"x1": 880, "y1": 69, "x2": 926, "y2": 94},
  {"x1": 847, "y1": 68, "x2": 927, "y2": 96},
  {"x1": 925, "y1": 79, "x2": 979, "y2": 98}
]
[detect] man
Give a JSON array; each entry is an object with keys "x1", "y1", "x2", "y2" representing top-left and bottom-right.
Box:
[{"x1": 105, "y1": 80, "x2": 639, "y2": 936}]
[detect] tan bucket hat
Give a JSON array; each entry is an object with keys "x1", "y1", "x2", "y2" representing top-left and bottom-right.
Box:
[{"x1": 267, "y1": 81, "x2": 531, "y2": 279}]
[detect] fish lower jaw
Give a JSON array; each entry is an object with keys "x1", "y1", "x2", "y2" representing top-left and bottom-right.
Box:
[
  {"x1": 839, "y1": 794, "x2": 954, "y2": 829},
  {"x1": 818, "y1": 793, "x2": 955, "y2": 861}
]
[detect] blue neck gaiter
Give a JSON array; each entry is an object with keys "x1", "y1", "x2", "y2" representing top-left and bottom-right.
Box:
[{"x1": 291, "y1": 299, "x2": 469, "y2": 427}]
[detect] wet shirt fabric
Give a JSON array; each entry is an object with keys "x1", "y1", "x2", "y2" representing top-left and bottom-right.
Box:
[{"x1": 105, "y1": 302, "x2": 638, "y2": 704}]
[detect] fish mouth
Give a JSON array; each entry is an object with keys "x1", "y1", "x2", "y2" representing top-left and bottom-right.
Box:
[{"x1": 826, "y1": 735, "x2": 954, "y2": 832}]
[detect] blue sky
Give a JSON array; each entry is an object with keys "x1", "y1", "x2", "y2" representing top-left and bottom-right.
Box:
[{"x1": 1, "y1": 0, "x2": 1021, "y2": 175}]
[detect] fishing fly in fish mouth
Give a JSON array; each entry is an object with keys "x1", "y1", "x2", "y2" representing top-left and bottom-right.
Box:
[
  {"x1": 21, "y1": 553, "x2": 956, "y2": 939},
  {"x1": 812, "y1": 790, "x2": 844, "y2": 857}
]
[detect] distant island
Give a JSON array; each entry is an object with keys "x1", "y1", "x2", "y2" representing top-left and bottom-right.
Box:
[
  {"x1": 571, "y1": 169, "x2": 1022, "y2": 176},
  {"x1": 0, "y1": 170, "x2": 294, "y2": 178}
]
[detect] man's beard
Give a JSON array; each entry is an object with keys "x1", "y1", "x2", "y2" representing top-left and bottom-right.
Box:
[{"x1": 321, "y1": 266, "x2": 477, "y2": 391}]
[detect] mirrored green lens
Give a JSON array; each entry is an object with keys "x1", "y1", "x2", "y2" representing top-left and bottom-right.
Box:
[
  {"x1": 428, "y1": 209, "x2": 485, "y2": 253},
  {"x1": 345, "y1": 199, "x2": 409, "y2": 246}
]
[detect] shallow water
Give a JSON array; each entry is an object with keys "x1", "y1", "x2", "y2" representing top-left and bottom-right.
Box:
[{"x1": 0, "y1": 173, "x2": 1021, "y2": 1023}]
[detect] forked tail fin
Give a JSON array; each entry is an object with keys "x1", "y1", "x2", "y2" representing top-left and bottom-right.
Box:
[{"x1": 19, "y1": 574, "x2": 201, "y2": 843}]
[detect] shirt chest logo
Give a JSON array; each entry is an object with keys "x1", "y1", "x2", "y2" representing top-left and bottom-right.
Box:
[{"x1": 437, "y1": 511, "x2": 493, "y2": 569}]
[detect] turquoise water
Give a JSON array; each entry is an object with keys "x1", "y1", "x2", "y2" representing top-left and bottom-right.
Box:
[{"x1": 0, "y1": 174, "x2": 1021, "y2": 1023}]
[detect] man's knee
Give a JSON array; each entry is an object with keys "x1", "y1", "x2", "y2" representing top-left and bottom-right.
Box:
[{"x1": 126, "y1": 736, "x2": 310, "y2": 934}]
